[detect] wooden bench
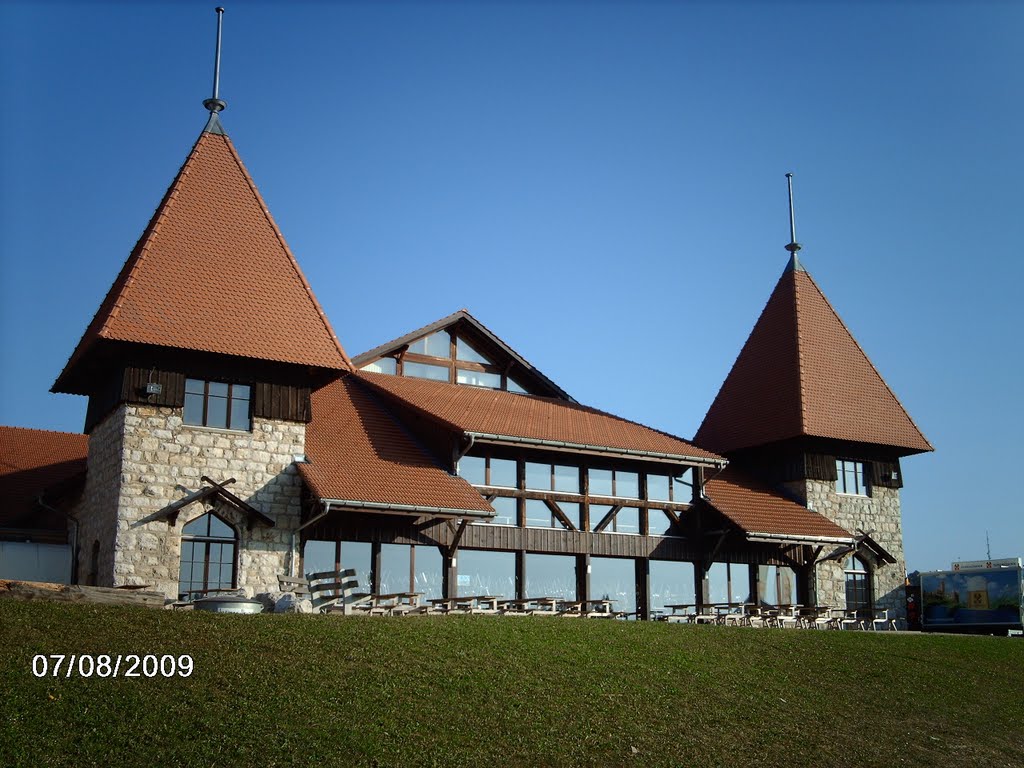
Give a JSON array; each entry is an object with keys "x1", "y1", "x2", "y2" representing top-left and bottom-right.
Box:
[{"x1": 278, "y1": 569, "x2": 372, "y2": 614}]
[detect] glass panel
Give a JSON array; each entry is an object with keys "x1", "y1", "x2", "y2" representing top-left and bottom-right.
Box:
[
  {"x1": 303, "y1": 540, "x2": 337, "y2": 577},
  {"x1": 589, "y1": 504, "x2": 613, "y2": 532},
  {"x1": 489, "y1": 458, "x2": 517, "y2": 488},
  {"x1": 556, "y1": 502, "x2": 580, "y2": 530},
  {"x1": 456, "y1": 337, "x2": 491, "y2": 364},
  {"x1": 613, "y1": 507, "x2": 639, "y2": 535},
  {"x1": 590, "y1": 557, "x2": 636, "y2": 616},
  {"x1": 525, "y1": 553, "x2": 575, "y2": 599},
  {"x1": 507, "y1": 378, "x2": 527, "y2": 394},
  {"x1": 673, "y1": 469, "x2": 694, "y2": 502},
  {"x1": 409, "y1": 331, "x2": 450, "y2": 358},
  {"x1": 360, "y1": 357, "x2": 397, "y2": 374},
  {"x1": 182, "y1": 514, "x2": 209, "y2": 536},
  {"x1": 647, "y1": 474, "x2": 670, "y2": 502},
  {"x1": 380, "y1": 544, "x2": 412, "y2": 594},
  {"x1": 651, "y1": 510, "x2": 678, "y2": 537},
  {"x1": 458, "y1": 456, "x2": 487, "y2": 485},
  {"x1": 760, "y1": 565, "x2": 777, "y2": 606},
  {"x1": 340, "y1": 541, "x2": 372, "y2": 593},
  {"x1": 230, "y1": 397, "x2": 250, "y2": 431},
  {"x1": 553, "y1": 465, "x2": 579, "y2": 494},
  {"x1": 708, "y1": 562, "x2": 729, "y2": 604},
  {"x1": 525, "y1": 499, "x2": 554, "y2": 528},
  {"x1": 207, "y1": 514, "x2": 233, "y2": 539},
  {"x1": 589, "y1": 469, "x2": 613, "y2": 497},
  {"x1": 456, "y1": 550, "x2": 515, "y2": 599},
  {"x1": 413, "y1": 545, "x2": 443, "y2": 601},
  {"x1": 232, "y1": 384, "x2": 250, "y2": 401},
  {"x1": 185, "y1": 378, "x2": 205, "y2": 395},
  {"x1": 208, "y1": 381, "x2": 229, "y2": 397},
  {"x1": 404, "y1": 361, "x2": 449, "y2": 381},
  {"x1": 729, "y1": 563, "x2": 750, "y2": 604},
  {"x1": 650, "y1": 561, "x2": 695, "y2": 616},
  {"x1": 206, "y1": 394, "x2": 228, "y2": 428},
  {"x1": 218, "y1": 562, "x2": 233, "y2": 588},
  {"x1": 183, "y1": 393, "x2": 205, "y2": 426},
  {"x1": 616, "y1": 472, "x2": 639, "y2": 499},
  {"x1": 488, "y1": 497, "x2": 517, "y2": 526},
  {"x1": 456, "y1": 369, "x2": 501, "y2": 388},
  {"x1": 525, "y1": 462, "x2": 550, "y2": 491}
]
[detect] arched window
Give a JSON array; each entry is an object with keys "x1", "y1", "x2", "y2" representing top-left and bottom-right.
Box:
[
  {"x1": 178, "y1": 512, "x2": 237, "y2": 600},
  {"x1": 844, "y1": 555, "x2": 871, "y2": 612}
]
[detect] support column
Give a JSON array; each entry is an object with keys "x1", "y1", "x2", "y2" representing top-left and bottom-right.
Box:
[
  {"x1": 748, "y1": 563, "x2": 761, "y2": 605},
  {"x1": 576, "y1": 553, "x2": 591, "y2": 602},
  {"x1": 695, "y1": 561, "x2": 710, "y2": 612},
  {"x1": 442, "y1": 547, "x2": 457, "y2": 599},
  {"x1": 370, "y1": 541, "x2": 382, "y2": 593},
  {"x1": 635, "y1": 557, "x2": 650, "y2": 621},
  {"x1": 516, "y1": 550, "x2": 526, "y2": 600}
]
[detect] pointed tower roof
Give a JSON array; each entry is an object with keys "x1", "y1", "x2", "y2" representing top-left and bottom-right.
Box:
[
  {"x1": 53, "y1": 118, "x2": 351, "y2": 394},
  {"x1": 695, "y1": 256, "x2": 932, "y2": 456}
]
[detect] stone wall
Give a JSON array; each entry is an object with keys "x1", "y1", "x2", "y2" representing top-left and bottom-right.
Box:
[
  {"x1": 783, "y1": 478, "x2": 906, "y2": 619},
  {"x1": 81, "y1": 403, "x2": 306, "y2": 600},
  {"x1": 75, "y1": 407, "x2": 126, "y2": 587}
]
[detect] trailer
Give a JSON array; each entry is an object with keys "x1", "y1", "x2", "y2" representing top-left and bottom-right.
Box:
[{"x1": 920, "y1": 558, "x2": 1023, "y2": 636}]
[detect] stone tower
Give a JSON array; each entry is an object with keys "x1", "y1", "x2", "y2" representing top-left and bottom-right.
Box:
[
  {"x1": 51, "y1": 111, "x2": 350, "y2": 599},
  {"x1": 695, "y1": 254, "x2": 932, "y2": 615}
]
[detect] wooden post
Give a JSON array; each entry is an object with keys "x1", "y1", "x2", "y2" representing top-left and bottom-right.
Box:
[
  {"x1": 635, "y1": 557, "x2": 650, "y2": 621},
  {"x1": 370, "y1": 541, "x2": 382, "y2": 593},
  {"x1": 748, "y1": 563, "x2": 760, "y2": 605},
  {"x1": 576, "y1": 553, "x2": 590, "y2": 602},
  {"x1": 695, "y1": 561, "x2": 710, "y2": 612},
  {"x1": 516, "y1": 550, "x2": 526, "y2": 600},
  {"x1": 442, "y1": 546, "x2": 457, "y2": 599}
]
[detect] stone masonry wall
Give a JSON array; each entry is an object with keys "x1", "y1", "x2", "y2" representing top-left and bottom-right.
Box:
[
  {"x1": 783, "y1": 478, "x2": 906, "y2": 620},
  {"x1": 89, "y1": 403, "x2": 305, "y2": 600},
  {"x1": 74, "y1": 407, "x2": 126, "y2": 587}
]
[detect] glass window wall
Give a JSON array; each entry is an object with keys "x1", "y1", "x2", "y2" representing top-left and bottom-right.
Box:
[
  {"x1": 650, "y1": 561, "x2": 695, "y2": 616},
  {"x1": 404, "y1": 361, "x2": 449, "y2": 381},
  {"x1": 409, "y1": 331, "x2": 451, "y2": 358},
  {"x1": 590, "y1": 557, "x2": 636, "y2": 616},
  {"x1": 457, "y1": 550, "x2": 515, "y2": 599},
  {"x1": 525, "y1": 553, "x2": 576, "y2": 599}
]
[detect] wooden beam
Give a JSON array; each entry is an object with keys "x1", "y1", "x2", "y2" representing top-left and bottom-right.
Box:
[
  {"x1": 592, "y1": 505, "x2": 622, "y2": 534},
  {"x1": 447, "y1": 519, "x2": 470, "y2": 558},
  {"x1": 545, "y1": 499, "x2": 577, "y2": 532}
]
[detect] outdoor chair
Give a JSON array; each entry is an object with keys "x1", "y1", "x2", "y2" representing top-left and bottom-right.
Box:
[
  {"x1": 870, "y1": 609, "x2": 898, "y2": 631},
  {"x1": 306, "y1": 569, "x2": 372, "y2": 614}
]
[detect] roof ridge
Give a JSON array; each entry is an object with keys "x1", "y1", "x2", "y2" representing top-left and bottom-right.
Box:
[
  {"x1": 0, "y1": 425, "x2": 87, "y2": 438},
  {"x1": 797, "y1": 270, "x2": 933, "y2": 450},
  {"x1": 218, "y1": 134, "x2": 352, "y2": 370}
]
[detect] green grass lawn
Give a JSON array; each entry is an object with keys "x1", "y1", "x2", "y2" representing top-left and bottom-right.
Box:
[{"x1": 1, "y1": 601, "x2": 1022, "y2": 767}]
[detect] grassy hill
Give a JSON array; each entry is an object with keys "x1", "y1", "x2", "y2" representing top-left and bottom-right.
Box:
[{"x1": 1, "y1": 601, "x2": 1022, "y2": 767}]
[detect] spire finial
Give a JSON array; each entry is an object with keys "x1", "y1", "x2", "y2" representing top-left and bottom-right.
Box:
[
  {"x1": 202, "y1": 7, "x2": 227, "y2": 114},
  {"x1": 784, "y1": 172, "x2": 802, "y2": 265}
]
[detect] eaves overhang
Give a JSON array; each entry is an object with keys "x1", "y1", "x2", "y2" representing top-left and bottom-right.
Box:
[
  {"x1": 319, "y1": 497, "x2": 494, "y2": 520},
  {"x1": 465, "y1": 431, "x2": 727, "y2": 469}
]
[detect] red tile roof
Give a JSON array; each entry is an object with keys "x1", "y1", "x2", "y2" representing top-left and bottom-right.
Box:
[
  {"x1": 357, "y1": 372, "x2": 724, "y2": 464},
  {"x1": 53, "y1": 125, "x2": 350, "y2": 395},
  {"x1": 299, "y1": 377, "x2": 492, "y2": 514},
  {"x1": 0, "y1": 426, "x2": 88, "y2": 533},
  {"x1": 695, "y1": 258, "x2": 932, "y2": 456},
  {"x1": 703, "y1": 467, "x2": 853, "y2": 541}
]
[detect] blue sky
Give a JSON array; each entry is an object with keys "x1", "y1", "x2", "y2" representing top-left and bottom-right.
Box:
[{"x1": 1, "y1": 1, "x2": 1021, "y2": 572}]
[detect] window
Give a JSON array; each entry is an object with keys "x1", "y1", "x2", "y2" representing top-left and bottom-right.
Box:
[
  {"x1": 408, "y1": 331, "x2": 451, "y2": 357},
  {"x1": 458, "y1": 455, "x2": 516, "y2": 488},
  {"x1": 844, "y1": 555, "x2": 871, "y2": 611},
  {"x1": 456, "y1": 369, "x2": 502, "y2": 389},
  {"x1": 525, "y1": 462, "x2": 580, "y2": 493},
  {"x1": 836, "y1": 460, "x2": 869, "y2": 496},
  {"x1": 588, "y1": 468, "x2": 640, "y2": 499},
  {"x1": 404, "y1": 361, "x2": 449, "y2": 381},
  {"x1": 184, "y1": 379, "x2": 251, "y2": 431},
  {"x1": 178, "y1": 512, "x2": 237, "y2": 600},
  {"x1": 590, "y1": 504, "x2": 640, "y2": 534},
  {"x1": 456, "y1": 337, "x2": 491, "y2": 364},
  {"x1": 360, "y1": 357, "x2": 397, "y2": 374}
]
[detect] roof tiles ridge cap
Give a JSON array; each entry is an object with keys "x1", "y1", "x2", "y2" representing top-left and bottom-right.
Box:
[
  {"x1": 798, "y1": 270, "x2": 932, "y2": 451},
  {"x1": 0, "y1": 425, "x2": 88, "y2": 438},
  {"x1": 218, "y1": 134, "x2": 353, "y2": 371}
]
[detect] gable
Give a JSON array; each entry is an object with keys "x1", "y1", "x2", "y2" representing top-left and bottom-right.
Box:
[{"x1": 351, "y1": 310, "x2": 572, "y2": 401}]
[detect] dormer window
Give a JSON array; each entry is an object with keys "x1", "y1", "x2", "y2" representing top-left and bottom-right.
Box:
[{"x1": 184, "y1": 378, "x2": 251, "y2": 431}]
